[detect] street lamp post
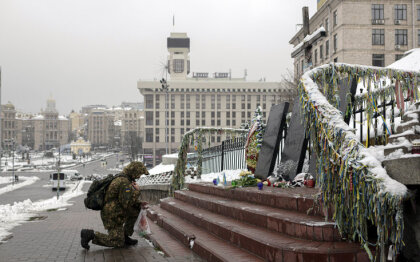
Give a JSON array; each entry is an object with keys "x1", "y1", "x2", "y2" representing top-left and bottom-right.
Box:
[
  {"x1": 11, "y1": 139, "x2": 15, "y2": 185},
  {"x1": 160, "y1": 78, "x2": 170, "y2": 155},
  {"x1": 56, "y1": 146, "x2": 61, "y2": 200}
]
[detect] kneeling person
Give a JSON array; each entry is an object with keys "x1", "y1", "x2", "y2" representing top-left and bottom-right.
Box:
[{"x1": 81, "y1": 161, "x2": 148, "y2": 249}]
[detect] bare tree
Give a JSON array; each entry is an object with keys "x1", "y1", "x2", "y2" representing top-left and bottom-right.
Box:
[{"x1": 124, "y1": 131, "x2": 142, "y2": 161}]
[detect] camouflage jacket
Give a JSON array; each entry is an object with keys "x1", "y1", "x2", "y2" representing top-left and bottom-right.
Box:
[{"x1": 103, "y1": 176, "x2": 141, "y2": 215}]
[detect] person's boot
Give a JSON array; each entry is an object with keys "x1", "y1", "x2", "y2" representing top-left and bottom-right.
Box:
[
  {"x1": 125, "y1": 235, "x2": 138, "y2": 245},
  {"x1": 81, "y1": 229, "x2": 95, "y2": 250}
]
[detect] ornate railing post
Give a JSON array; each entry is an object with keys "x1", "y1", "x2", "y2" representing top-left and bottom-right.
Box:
[{"x1": 197, "y1": 130, "x2": 203, "y2": 179}]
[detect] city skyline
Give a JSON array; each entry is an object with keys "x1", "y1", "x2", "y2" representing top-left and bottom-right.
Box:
[{"x1": 0, "y1": 0, "x2": 317, "y2": 113}]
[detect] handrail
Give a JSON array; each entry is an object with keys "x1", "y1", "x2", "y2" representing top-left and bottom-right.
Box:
[
  {"x1": 170, "y1": 127, "x2": 248, "y2": 194},
  {"x1": 299, "y1": 63, "x2": 417, "y2": 260}
]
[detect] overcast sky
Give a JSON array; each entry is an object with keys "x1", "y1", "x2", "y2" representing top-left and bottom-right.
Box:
[{"x1": 0, "y1": 0, "x2": 316, "y2": 114}]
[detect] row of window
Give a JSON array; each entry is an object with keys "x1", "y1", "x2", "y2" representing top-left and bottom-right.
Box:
[
  {"x1": 145, "y1": 110, "x2": 269, "y2": 126},
  {"x1": 372, "y1": 54, "x2": 405, "y2": 67},
  {"x1": 145, "y1": 94, "x2": 282, "y2": 110},
  {"x1": 372, "y1": 29, "x2": 419, "y2": 46},
  {"x1": 372, "y1": 4, "x2": 420, "y2": 21},
  {"x1": 145, "y1": 125, "x2": 254, "y2": 143}
]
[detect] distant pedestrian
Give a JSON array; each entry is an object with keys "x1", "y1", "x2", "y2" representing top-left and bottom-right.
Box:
[{"x1": 81, "y1": 161, "x2": 148, "y2": 249}]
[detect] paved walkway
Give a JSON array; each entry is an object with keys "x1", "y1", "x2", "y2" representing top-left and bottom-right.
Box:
[{"x1": 0, "y1": 184, "x2": 169, "y2": 262}]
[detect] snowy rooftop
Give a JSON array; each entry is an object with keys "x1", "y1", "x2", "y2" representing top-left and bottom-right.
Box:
[
  {"x1": 387, "y1": 48, "x2": 420, "y2": 72},
  {"x1": 148, "y1": 163, "x2": 175, "y2": 175}
]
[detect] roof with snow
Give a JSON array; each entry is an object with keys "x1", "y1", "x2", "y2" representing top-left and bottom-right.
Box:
[{"x1": 387, "y1": 48, "x2": 420, "y2": 72}]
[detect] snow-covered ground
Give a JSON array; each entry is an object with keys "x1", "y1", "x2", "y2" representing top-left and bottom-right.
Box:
[
  {"x1": 0, "y1": 176, "x2": 40, "y2": 196},
  {"x1": 0, "y1": 152, "x2": 115, "y2": 172},
  {"x1": 0, "y1": 179, "x2": 90, "y2": 242},
  {"x1": 185, "y1": 169, "x2": 244, "y2": 183}
]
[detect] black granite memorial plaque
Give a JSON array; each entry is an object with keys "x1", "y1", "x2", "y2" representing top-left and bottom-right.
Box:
[
  {"x1": 280, "y1": 98, "x2": 307, "y2": 181},
  {"x1": 254, "y1": 103, "x2": 289, "y2": 179}
]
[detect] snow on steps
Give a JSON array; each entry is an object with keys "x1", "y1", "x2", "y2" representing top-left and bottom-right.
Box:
[
  {"x1": 147, "y1": 183, "x2": 370, "y2": 262},
  {"x1": 147, "y1": 206, "x2": 264, "y2": 262}
]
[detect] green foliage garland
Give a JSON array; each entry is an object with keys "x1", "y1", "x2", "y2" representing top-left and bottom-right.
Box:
[{"x1": 170, "y1": 127, "x2": 248, "y2": 195}]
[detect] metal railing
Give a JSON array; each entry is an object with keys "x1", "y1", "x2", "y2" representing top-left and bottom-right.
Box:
[{"x1": 187, "y1": 137, "x2": 246, "y2": 174}]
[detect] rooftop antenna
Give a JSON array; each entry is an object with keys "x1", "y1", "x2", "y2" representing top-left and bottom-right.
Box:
[
  {"x1": 173, "y1": 14, "x2": 175, "y2": 30},
  {"x1": 229, "y1": 69, "x2": 232, "y2": 80},
  {"x1": 244, "y1": 69, "x2": 247, "y2": 80}
]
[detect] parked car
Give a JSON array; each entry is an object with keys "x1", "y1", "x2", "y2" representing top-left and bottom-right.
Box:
[
  {"x1": 62, "y1": 169, "x2": 83, "y2": 181},
  {"x1": 51, "y1": 173, "x2": 66, "y2": 190}
]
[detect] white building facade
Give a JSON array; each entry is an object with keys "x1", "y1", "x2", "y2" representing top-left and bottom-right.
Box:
[{"x1": 138, "y1": 33, "x2": 295, "y2": 166}]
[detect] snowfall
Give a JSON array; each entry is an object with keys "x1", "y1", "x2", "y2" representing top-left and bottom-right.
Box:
[{"x1": 0, "y1": 178, "x2": 90, "y2": 243}]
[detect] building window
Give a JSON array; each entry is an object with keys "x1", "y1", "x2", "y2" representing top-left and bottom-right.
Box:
[
  {"x1": 417, "y1": 5, "x2": 420, "y2": 21},
  {"x1": 241, "y1": 112, "x2": 245, "y2": 118},
  {"x1": 211, "y1": 120, "x2": 215, "y2": 126},
  {"x1": 395, "y1": 29, "x2": 408, "y2": 45},
  {"x1": 217, "y1": 120, "x2": 220, "y2": 126},
  {"x1": 395, "y1": 4, "x2": 407, "y2": 20},
  {"x1": 155, "y1": 128, "x2": 159, "y2": 142},
  {"x1": 372, "y1": 4, "x2": 384, "y2": 20},
  {"x1": 146, "y1": 128, "x2": 153, "y2": 142},
  {"x1": 173, "y1": 59, "x2": 184, "y2": 73},
  {"x1": 226, "y1": 95, "x2": 230, "y2": 109},
  {"x1": 325, "y1": 18, "x2": 329, "y2": 32},
  {"x1": 372, "y1": 54, "x2": 385, "y2": 67},
  {"x1": 201, "y1": 119, "x2": 205, "y2": 125},
  {"x1": 232, "y1": 119, "x2": 236, "y2": 126},
  {"x1": 217, "y1": 95, "x2": 221, "y2": 109},
  {"x1": 333, "y1": 10, "x2": 337, "y2": 27},
  {"x1": 171, "y1": 128, "x2": 175, "y2": 142},
  {"x1": 201, "y1": 95, "x2": 206, "y2": 109},
  {"x1": 145, "y1": 95, "x2": 153, "y2": 109},
  {"x1": 326, "y1": 40, "x2": 329, "y2": 56},
  {"x1": 196, "y1": 95, "x2": 200, "y2": 109},
  {"x1": 211, "y1": 95, "x2": 215, "y2": 109},
  {"x1": 247, "y1": 103, "x2": 251, "y2": 110},
  {"x1": 155, "y1": 95, "x2": 160, "y2": 109},
  {"x1": 314, "y1": 49, "x2": 318, "y2": 65},
  {"x1": 242, "y1": 103, "x2": 245, "y2": 110},
  {"x1": 247, "y1": 112, "x2": 251, "y2": 118},
  {"x1": 217, "y1": 112, "x2": 221, "y2": 118},
  {"x1": 333, "y1": 34, "x2": 337, "y2": 53},
  {"x1": 196, "y1": 120, "x2": 199, "y2": 126},
  {"x1": 334, "y1": 57, "x2": 338, "y2": 63},
  {"x1": 372, "y1": 29, "x2": 385, "y2": 45},
  {"x1": 395, "y1": 54, "x2": 404, "y2": 61},
  {"x1": 418, "y1": 29, "x2": 420, "y2": 46},
  {"x1": 226, "y1": 120, "x2": 230, "y2": 126},
  {"x1": 171, "y1": 94, "x2": 175, "y2": 109},
  {"x1": 155, "y1": 111, "x2": 159, "y2": 125},
  {"x1": 186, "y1": 94, "x2": 190, "y2": 109},
  {"x1": 181, "y1": 95, "x2": 185, "y2": 109},
  {"x1": 320, "y1": 44, "x2": 323, "y2": 60},
  {"x1": 146, "y1": 112, "x2": 153, "y2": 125}
]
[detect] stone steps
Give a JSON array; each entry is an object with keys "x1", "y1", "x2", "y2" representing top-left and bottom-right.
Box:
[
  {"x1": 388, "y1": 133, "x2": 420, "y2": 144},
  {"x1": 187, "y1": 183, "x2": 326, "y2": 217},
  {"x1": 174, "y1": 190, "x2": 340, "y2": 241},
  {"x1": 151, "y1": 197, "x2": 367, "y2": 262},
  {"x1": 396, "y1": 120, "x2": 420, "y2": 134},
  {"x1": 384, "y1": 144, "x2": 411, "y2": 157},
  {"x1": 147, "y1": 206, "x2": 264, "y2": 262},
  {"x1": 146, "y1": 217, "x2": 202, "y2": 261}
]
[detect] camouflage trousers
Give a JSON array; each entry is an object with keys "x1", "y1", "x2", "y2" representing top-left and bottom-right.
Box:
[{"x1": 92, "y1": 207, "x2": 140, "y2": 248}]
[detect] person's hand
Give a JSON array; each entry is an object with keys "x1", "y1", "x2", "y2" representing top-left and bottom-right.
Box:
[
  {"x1": 132, "y1": 182, "x2": 140, "y2": 191},
  {"x1": 141, "y1": 201, "x2": 148, "y2": 209}
]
